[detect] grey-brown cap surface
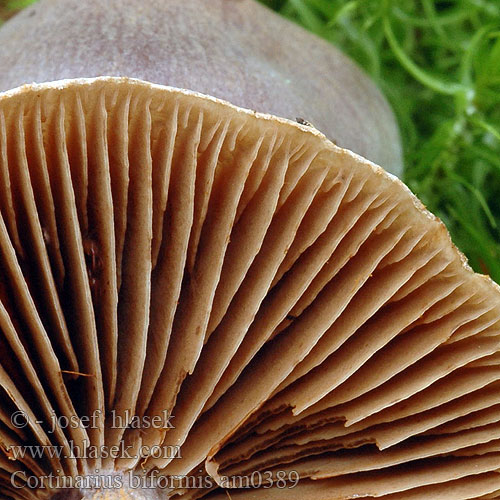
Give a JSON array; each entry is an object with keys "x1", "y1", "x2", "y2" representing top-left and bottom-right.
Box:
[
  {"x1": 0, "y1": 0, "x2": 403, "y2": 177},
  {"x1": 0, "y1": 77, "x2": 498, "y2": 499}
]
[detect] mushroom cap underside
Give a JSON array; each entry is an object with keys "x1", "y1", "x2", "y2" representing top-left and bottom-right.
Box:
[{"x1": 0, "y1": 78, "x2": 498, "y2": 500}]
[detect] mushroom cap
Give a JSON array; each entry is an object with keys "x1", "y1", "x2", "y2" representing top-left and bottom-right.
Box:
[
  {"x1": 0, "y1": 0, "x2": 403, "y2": 177},
  {"x1": 0, "y1": 78, "x2": 499, "y2": 499}
]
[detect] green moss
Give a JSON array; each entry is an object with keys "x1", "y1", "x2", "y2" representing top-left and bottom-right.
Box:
[{"x1": 0, "y1": 0, "x2": 36, "y2": 24}]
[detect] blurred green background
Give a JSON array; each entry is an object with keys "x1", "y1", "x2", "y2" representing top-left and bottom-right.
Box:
[{"x1": 1, "y1": 0, "x2": 500, "y2": 282}]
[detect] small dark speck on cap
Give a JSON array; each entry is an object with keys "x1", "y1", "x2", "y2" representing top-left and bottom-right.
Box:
[{"x1": 296, "y1": 117, "x2": 314, "y2": 127}]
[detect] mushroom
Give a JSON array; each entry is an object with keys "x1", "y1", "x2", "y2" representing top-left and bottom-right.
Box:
[
  {"x1": 0, "y1": 0, "x2": 402, "y2": 178},
  {"x1": 0, "y1": 3, "x2": 498, "y2": 500}
]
